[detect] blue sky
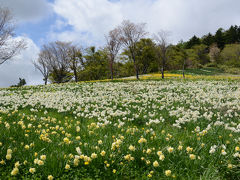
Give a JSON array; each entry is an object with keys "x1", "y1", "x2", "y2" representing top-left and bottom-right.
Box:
[{"x1": 1, "y1": 0, "x2": 240, "y2": 87}]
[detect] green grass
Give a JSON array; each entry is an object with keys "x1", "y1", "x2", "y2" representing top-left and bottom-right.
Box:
[{"x1": 169, "y1": 68, "x2": 224, "y2": 76}]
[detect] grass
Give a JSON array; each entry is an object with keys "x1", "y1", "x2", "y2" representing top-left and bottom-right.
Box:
[
  {"x1": 169, "y1": 68, "x2": 224, "y2": 76},
  {"x1": 0, "y1": 79, "x2": 239, "y2": 179}
]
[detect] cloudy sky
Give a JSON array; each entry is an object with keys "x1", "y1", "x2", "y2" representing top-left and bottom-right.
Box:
[{"x1": 0, "y1": 0, "x2": 240, "y2": 87}]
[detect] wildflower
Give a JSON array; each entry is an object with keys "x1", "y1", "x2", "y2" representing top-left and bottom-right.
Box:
[
  {"x1": 113, "y1": 169, "x2": 116, "y2": 173},
  {"x1": 138, "y1": 137, "x2": 147, "y2": 144},
  {"x1": 221, "y1": 150, "x2": 227, "y2": 155},
  {"x1": 84, "y1": 161, "x2": 89, "y2": 165},
  {"x1": 159, "y1": 154, "x2": 165, "y2": 161},
  {"x1": 186, "y1": 146, "x2": 193, "y2": 153},
  {"x1": 76, "y1": 136, "x2": 81, "y2": 140},
  {"x1": 0, "y1": 159, "x2": 5, "y2": 165},
  {"x1": 7, "y1": 149, "x2": 12, "y2": 154},
  {"x1": 29, "y1": 168, "x2": 36, "y2": 174},
  {"x1": 165, "y1": 170, "x2": 171, "y2": 176},
  {"x1": 178, "y1": 145, "x2": 183, "y2": 150},
  {"x1": 6, "y1": 154, "x2": 12, "y2": 160},
  {"x1": 48, "y1": 175, "x2": 54, "y2": 180},
  {"x1": 167, "y1": 147, "x2": 174, "y2": 153},
  {"x1": 37, "y1": 160, "x2": 44, "y2": 166},
  {"x1": 91, "y1": 153, "x2": 97, "y2": 159},
  {"x1": 40, "y1": 155, "x2": 46, "y2": 160},
  {"x1": 76, "y1": 147, "x2": 82, "y2": 155},
  {"x1": 98, "y1": 140, "x2": 103, "y2": 145},
  {"x1": 15, "y1": 161, "x2": 20, "y2": 168},
  {"x1": 65, "y1": 164, "x2": 70, "y2": 169},
  {"x1": 189, "y1": 154, "x2": 196, "y2": 160},
  {"x1": 146, "y1": 149, "x2": 152, "y2": 154},
  {"x1": 129, "y1": 145, "x2": 136, "y2": 151},
  {"x1": 124, "y1": 154, "x2": 131, "y2": 161},
  {"x1": 73, "y1": 158, "x2": 79, "y2": 166},
  {"x1": 153, "y1": 161, "x2": 159, "y2": 167},
  {"x1": 157, "y1": 151, "x2": 162, "y2": 156},
  {"x1": 228, "y1": 164, "x2": 233, "y2": 169},
  {"x1": 100, "y1": 150, "x2": 106, "y2": 156},
  {"x1": 235, "y1": 146, "x2": 240, "y2": 151},
  {"x1": 63, "y1": 137, "x2": 70, "y2": 144},
  {"x1": 146, "y1": 160, "x2": 151, "y2": 165},
  {"x1": 11, "y1": 167, "x2": 19, "y2": 176}
]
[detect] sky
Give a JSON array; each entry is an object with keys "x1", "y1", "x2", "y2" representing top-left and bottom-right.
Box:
[{"x1": 1, "y1": 0, "x2": 240, "y2": 87}]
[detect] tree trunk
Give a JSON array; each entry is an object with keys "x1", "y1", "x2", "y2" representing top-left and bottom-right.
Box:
[
  {"x1": 182, "y1": 58, "x2": 186, "y2": 79},
  {"x1": 110, "y1": 58, "x2": 114, "y2": 80},
  {"x1": 161, "y1": 66, "x2": 164, "y2": 79},
  {"x1": 44, "y1": 79, "x2": 47, "y2": 85},
  {"x1": 161, "y1": 57, "x2": 165, "y2": 79},
  {"x1": 73, "y1": 68, "x2": 78, "y2": 82},
  {"x1": 131, "y1": 52, "x2": 139, "y2": 80}
]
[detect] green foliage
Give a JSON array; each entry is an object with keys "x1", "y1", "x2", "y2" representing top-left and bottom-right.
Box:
[
  {"x1": 185, "y1": 35, "x2": 201, "y2": 49},
  {"x1": 167, "y1": 45, "x2": 187, "y2": 70},
  {"x1": 202, "y1": 33, "x2": 215, "y2": 47},
  {"x1": 10, "y1": 78, "x2": 26, "y2": 87},
  {"x1": 49, "y1": 70, "x2": 72, "y2": 84},
  {"x1": 186, "y1": 44, "x2": 210, "y2": 68},
  {"x1": 77, "y1": 47, "x2": 109, "y2": 81},
  {"x1": 135, "y1": 38, "x2": 158, "y2": 74},
  {"x1": 214, "y1": 28, "x2": 225, "y2": 50},
  {"x1": 220, "y1": 44, "x2": 240, "y2": 67}
]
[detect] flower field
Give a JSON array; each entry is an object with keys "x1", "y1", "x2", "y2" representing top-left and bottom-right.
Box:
[{"x1": 0, "y1": 80, "x2": 240, "y2": 179}]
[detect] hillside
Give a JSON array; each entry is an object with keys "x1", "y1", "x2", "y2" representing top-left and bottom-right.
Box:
[{"x1": 0, "y1": 79, "x2": 239, "y2": 179}]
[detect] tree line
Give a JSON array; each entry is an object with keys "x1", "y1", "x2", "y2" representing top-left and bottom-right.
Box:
[
  {"x1": 34, "y1": 22, "x2": 240, "y2": 84},
  {"x1": 1, "y1": 6, "x2": 240, "y2": 85}
]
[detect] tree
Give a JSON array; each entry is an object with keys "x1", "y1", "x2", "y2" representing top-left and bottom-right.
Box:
[
  {"x1": 168, "y1": 45, "x2": 188, "y2": 78},
  {"x1": 68, "y1": 45, "x2": 83, "y2": 82},
  {"x1": 215, "y1": 28, "x2": 225, "y2": 50},
  {"x1": 17, "y1": 78, "x2": 26, "y2": 87},
  {"x1": 0, "y1": 7, "x2": 26, "y2": 65},
  {"x1": 43, "y1": 41, "x2": 72, "y2": 83},
  {"x1": 154, "y1": 30, "x2": 171, "y2": 79},
  {"x1": 118, "y1": 20, "x2": 148, "y2": 79},
  {"x1": 11, "y1": 77, "x2": 26, "y2": 87},
  {"x1": 209, "y1": 43, "x2": 221, "y2": 64},
  {"x1": 33, "y1": 50, "x2": 50, "y2": 85},
  {"x1": 135, "y1": 38, "x2": 157, "y2": 74},
  {"x1": 202, "y1": 33, "x2": 215, "y2": 47},
  {"x1": 225, "y1": 25, "x2": 239, "y2": 44},
  {"x1": 186, "y1": 44, "x2": 209, "y2": 67},
  {"x1": 221, "y1": 44, "x2": 240, "y2": 67},
  {"x1": 105, "y1": 28, "x2": 122, "y2": 80},
  {"x1": 185, "y1": 35, "x2": 201, "y2": 49},
  {"x1": 77, "y1": 47, "x2": 109, "y2": 81}
]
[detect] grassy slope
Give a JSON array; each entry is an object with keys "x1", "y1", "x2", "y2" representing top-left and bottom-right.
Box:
[{"x1": 0, "y1": 79, "x2": 239, "y2": 179}]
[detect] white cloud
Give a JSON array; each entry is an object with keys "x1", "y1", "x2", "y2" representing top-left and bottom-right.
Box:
[
  {"x1": 0, "y1": 37, "x2": 43, "y2": 88},
  {"x1": 0, "y1": 0, "x2": 52, "y2": 23},
  {"x1": 50, "y1": 0, "x2": 240, "y2": 45}
]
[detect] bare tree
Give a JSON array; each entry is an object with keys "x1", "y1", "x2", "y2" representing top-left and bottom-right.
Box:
[
  {"x1": 44, "y1": 41, "x2": 72, "y2": 83},
  {"x1": 209, "y1": 43, "x2": 221, "y2": 64},
  {"x1": 0, "y1": 7, "x2": 26, "y2": 65},
  {"x1": 105, "y1": 28, "x2": 122, "y2": 80},
  {"x1": 67, "y1": 45, "x2": 83, "y2": 82},
  {"x1": 154, "y1": 30, "x2": 170, "y2": 79},
  {"x1": 33, "y1": 50, "x2": 50, "y2": 85},
  {"x1": 119, "y1": 20, "x2": 147, "y2": 80}
]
